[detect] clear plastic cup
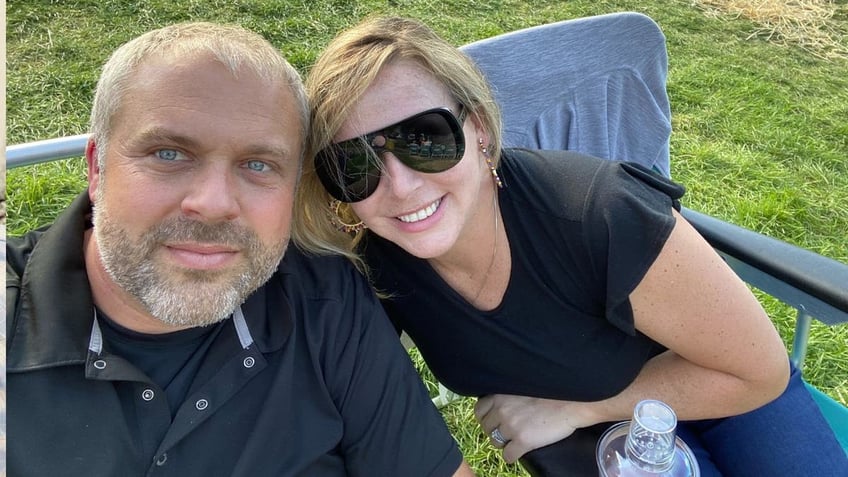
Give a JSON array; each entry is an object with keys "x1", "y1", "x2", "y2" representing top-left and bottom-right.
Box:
[{"x1": 596, "y1": 400, "x2": 700, "y2": 477}]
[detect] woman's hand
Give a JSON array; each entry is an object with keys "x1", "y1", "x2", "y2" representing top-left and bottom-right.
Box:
[{"x1": 474, "y1": 394, "x2": 600, "y2": 463}]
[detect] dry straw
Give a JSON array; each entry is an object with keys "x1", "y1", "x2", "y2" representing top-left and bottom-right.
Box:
[{"x1": 693, "y1": 0, "x2": 847, "y2": 59}]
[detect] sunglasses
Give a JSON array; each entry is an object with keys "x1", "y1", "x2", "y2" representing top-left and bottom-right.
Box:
[{"x1": 315, "y1": 107, "x2": 467, "y2": 203}]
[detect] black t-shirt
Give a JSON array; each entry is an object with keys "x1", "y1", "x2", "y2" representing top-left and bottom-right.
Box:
[{"x1": 365, "y1": 149, "x2": 683, "y2": 402}]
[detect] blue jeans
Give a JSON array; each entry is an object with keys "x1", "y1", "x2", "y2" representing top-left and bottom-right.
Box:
[{"x1": 677, "y1": 362, "x2": 847, "y2": 476}]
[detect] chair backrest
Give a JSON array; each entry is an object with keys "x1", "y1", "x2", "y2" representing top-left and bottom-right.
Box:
[{"x1": 460, "y1": 12, "x2": 672, "y2": 177}]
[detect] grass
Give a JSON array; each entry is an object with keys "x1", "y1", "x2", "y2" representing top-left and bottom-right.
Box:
[
  {"x1": 693, "y1": 0, "x2": 848, "y2": 60},
  {"x1": 6, "y1": 1, "x2": 848, "y2": 475}
]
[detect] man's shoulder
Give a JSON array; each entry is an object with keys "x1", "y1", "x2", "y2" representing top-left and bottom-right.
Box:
[
  {"x1": 7, "y1": 226, "x2": 53, "y2": 338},
  {"x1": 6, "y1": 192, "x2": 90, "y2": 282},
  {"x1": 255, "y1": 247, "x2": 383, "y2": 348},
  {"x1": 6, "y1": 225, "x2": 51, "y2": 278},
  {"x1": 277, "y1": 245, "x2": 356, "y2": 277},
  {"x1": 274, "y1": 246, "x2": 366, "y2": 302}
]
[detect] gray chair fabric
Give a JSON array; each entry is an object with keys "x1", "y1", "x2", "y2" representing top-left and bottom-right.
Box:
[{"x1": 460, "y1": 12, "x2": 672, "y2": 177}]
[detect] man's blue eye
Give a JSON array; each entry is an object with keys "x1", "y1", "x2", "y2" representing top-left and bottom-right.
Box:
[
  {"x1": 156, "y1": 149, "x2": 180, "y2": 161},
  {"x1": 247, "y1": 160, "x2": 269, "y2": 172}
]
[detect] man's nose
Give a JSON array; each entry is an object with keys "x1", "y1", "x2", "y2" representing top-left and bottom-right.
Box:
[{"x1": 180, "y1": 163, "x2": 241, "y2": 222}]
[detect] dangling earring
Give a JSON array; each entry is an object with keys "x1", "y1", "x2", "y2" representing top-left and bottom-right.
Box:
[
  {"x1": 328, "y1": 199, "x2": 367, "y2": 234},
  {"x1": 479, "y1": 138, "x2": 503, "y2": 188}
]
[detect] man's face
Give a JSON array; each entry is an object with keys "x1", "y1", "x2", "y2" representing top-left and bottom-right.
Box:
[{"x1": 89, "y1": 54, "x2": 302, "y2": 327}]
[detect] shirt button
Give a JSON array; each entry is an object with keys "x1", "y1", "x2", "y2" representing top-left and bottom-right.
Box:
[
  {"x1": 141, "y1": 389, "x2": 155, "y2": 401},
  {"x1": 155, "y1": 453, "x2": 167, "y2": 466},
  {"x1": 195, "y1": 398, "x2": 209, "y2": 411},
  {"x1": 243, "y1": 356, "x2": 255, "y2": 368},
  {"x1": 93, "y1": 359, "x2": 107, "y2": 370}
]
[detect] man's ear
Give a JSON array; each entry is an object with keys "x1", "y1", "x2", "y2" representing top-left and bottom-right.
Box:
[{"x1": 85, "y1": 137, "x2": 101, "y2": 203}]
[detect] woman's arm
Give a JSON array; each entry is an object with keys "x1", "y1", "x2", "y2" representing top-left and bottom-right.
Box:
[
  {"x1": 598, "y1": 208, "x2": 789, "y2": 420},
  {"x1": 476, "y1": 209, "x2": 789, "y2": 462}
]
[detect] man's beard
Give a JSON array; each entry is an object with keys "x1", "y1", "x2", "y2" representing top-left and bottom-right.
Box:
[{"x1": 92, "y1": 199, "x2": 287, "y2": 328}]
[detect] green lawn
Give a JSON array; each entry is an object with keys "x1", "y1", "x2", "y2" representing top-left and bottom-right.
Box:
[{"x1": 6, "y1": 1, "x2": 848, "y2": 475}]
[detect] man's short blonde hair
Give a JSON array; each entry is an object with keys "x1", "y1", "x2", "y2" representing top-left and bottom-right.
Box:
[{"x1": 90, "y1": 22, "x2": 309, "y2": 169}]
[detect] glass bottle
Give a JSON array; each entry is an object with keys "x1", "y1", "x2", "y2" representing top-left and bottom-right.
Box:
[{"x1": 596, "y1": 399, "x2": 700, "y2": 477}]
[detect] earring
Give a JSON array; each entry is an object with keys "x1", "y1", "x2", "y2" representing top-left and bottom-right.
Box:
[
  {"x1": 328, "y1": 199, "x2": 367, "y2": 234},
  {"x1": 479, "y1": 138, "x2": 503, "y2": 188}
]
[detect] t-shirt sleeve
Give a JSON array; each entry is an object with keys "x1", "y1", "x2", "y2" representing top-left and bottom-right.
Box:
[
  {"x1": 582, "y1": 161, "x2": 684, "y2": 335},
  {"x1": 329, "y1": 264, "x2": 463, "y2": 477}
]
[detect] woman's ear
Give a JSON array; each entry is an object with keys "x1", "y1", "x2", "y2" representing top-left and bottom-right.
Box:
[{"x1": 467, "y1": 109, "x2": 490, "y2": 147}]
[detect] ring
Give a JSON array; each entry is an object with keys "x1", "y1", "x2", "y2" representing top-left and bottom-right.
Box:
[{"x1": 490, "y1": 428, "x2": 509, "y2": 446}]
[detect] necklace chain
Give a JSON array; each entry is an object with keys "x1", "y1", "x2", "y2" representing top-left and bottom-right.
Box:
[{"x1": 472, "y1": 194, "x2": 499, "y2": 303}]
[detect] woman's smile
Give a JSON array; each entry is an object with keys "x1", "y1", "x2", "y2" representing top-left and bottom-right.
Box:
[{"x1": 397, "y1": 198, "x2": 442, "y2": 223}]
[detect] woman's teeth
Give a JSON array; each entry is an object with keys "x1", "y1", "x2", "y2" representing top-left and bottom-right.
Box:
[{"x1": 398, "y1": 199, "x2": 441, "y2": 223}]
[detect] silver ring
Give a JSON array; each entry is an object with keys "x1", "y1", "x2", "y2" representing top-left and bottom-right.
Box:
[{"x1": 490, "y1": 428, "x2": 508, "y2": 446}]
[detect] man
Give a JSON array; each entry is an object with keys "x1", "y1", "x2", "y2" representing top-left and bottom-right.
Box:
[{"x1": 5, "y1": 22, "x2": 473, "y2": 477}]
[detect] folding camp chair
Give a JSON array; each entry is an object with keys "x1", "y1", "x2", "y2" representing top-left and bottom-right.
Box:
[{"x1": 458, "y1": 11, "x2": 848, "y2": 453}]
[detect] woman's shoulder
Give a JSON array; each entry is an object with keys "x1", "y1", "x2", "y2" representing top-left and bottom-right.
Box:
[
  {"x1": 500, "y1": 148, "x2": 683, "y2": 217},
  {"x1": 501, "y1": 148, "x2": 610, "y2": 180},
  {"x1": 500, "y1": 148, "x2": 616, "y2": 220}
]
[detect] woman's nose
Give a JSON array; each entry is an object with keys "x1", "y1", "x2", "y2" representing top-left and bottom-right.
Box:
[{"x1": 380, "y1": 152, "x2": 423, "y2": 199}]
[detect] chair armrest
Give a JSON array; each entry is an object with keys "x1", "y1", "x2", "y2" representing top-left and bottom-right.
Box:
[
  {"x1": 5, "y1": 133, "x2": 90, "y2": 169},
  {"x1": 681, "y1": 207, "x2": 848, "y2": 326}
]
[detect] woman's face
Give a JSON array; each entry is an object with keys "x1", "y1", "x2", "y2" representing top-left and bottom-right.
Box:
[{"x1": 339, "y1": 59, "x2": 493, "y2": 260}]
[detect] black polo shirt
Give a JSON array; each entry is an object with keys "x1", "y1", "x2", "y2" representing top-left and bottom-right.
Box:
[{"x1": 6, "y1": 192, "x2": 462, "y2": 477}]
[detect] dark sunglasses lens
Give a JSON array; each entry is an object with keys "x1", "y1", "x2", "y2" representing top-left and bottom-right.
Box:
[
  {"x1": 316, "y1": 108, "x2": 465, "y2": 203},
  {"x1": 315, "y1": 140, "x2": 380, "y2": 203},
  {"x1": 389, "y1": 110, "x2": 465, "y2": 172}
]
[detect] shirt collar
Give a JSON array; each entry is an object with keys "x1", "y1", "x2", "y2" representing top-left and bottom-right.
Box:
[{"x1": 7, "y1": 192, "x2": 96, "y2": 371}]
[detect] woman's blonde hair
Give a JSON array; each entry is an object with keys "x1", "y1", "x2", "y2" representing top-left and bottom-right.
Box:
[{"x1": 295, "y1": 16, "x2": 502, "y2": 274}]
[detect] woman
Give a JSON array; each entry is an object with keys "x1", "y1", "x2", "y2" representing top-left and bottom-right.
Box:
[{"x1": 295, "y1": 16, "x2": 846, "y2": 476}]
